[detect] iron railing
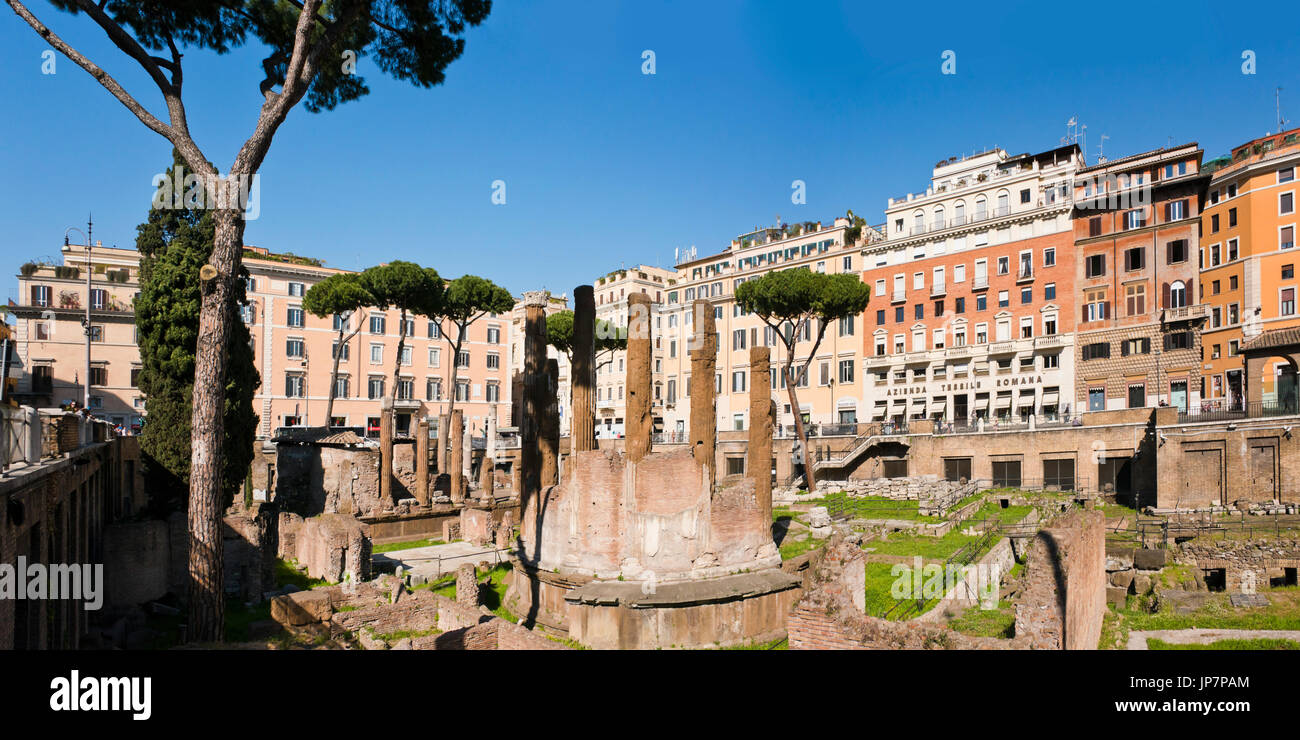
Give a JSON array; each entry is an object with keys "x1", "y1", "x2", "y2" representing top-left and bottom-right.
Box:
[{"x1": 1176, "y1": 399, "x2": 1298, "y2": 423}]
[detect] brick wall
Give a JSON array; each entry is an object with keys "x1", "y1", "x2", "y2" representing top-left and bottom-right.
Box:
[{"x1": 1014, "y1": 509, "x2": 1105, "y2": 649}]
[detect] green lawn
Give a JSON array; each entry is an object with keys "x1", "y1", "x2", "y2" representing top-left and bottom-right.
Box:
[
  {"x1": 1147, "y1": 637, "x2": 1300, "y2": 650},
  {"x1": 1111, "y1": 590, "x2": 1300, "y2": 633},
  {"x1": 372, "y1": 537, "x2": 446, "y2": 554},
  {"x1": 862, "y1": 561, "x2": 943, "y2": 619},
  {"x1": 779, "y1": 535, "x2": 822, "y2": 560},
  {"x1": 947, "y1": 602, "x2": 1016, "y2": 638},
  {"x1": 819, "y1": 491, "x2": 943, "y2": 522},
  {"x1": 429, "y1": 564, "x2": 518, "y2": 623},
  {"x1": 865, "y1": 530, "x2": 979, "y2": 560},
  {"x1": 275, "y1": 559, "x2": 332, "y2": 590}
]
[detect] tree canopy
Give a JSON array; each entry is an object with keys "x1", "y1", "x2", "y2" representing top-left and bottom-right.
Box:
[
  {"x1": 359, "y1": 261, "x2": 444, "y2": 317},
  {"x1": 302, "y1": 272, "x2": 375, "y2": 319},
  {"x1": 546, "y1": 311, "x2": 628, "y2": 359},
  {"x1": 735, "y1": 269, "x2": 871, "y2": 326},
  {"x1": 134, "y1": 151, "x2": 259, "y2": 515},
  {"x1": 440, "y1": 274, "x2": 515, "y2": 324}
]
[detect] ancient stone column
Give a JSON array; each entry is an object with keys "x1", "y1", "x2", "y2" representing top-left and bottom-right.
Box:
[
  {"x1": 625, "y1": 292, "x2": 654, "y2": 464},
  {"x1": 749, "y1": 346, "x2": 774, "y2": 521},
  {"x1": 379, "y1": 403, "x2": 395, "y2": 504},
  {"x1": 462, "y1": 415, "x2": 472, "y2": 482},
  {"x1": 415, "y1": 416, "x2": 430, "y2": 507},
  {"x1": 541, "y1": 358, "x2": 560, "y2": 487},
  {"x1": 479, "y1": 413, "x2": 497, "y2": 499},
  {"x1": 571, "y1": 284, "x2": 597, "y2": 453},
  {"x1": 689, "y1": 298, "x2": 716, "y2": 481},
  {"x1": 437, "y1": 411, "x2": 450, "y2": 473},
  {"x1": 449, "y1": 409, "x2": 465, "y2": 504},
  {"x1": 521, "y1": 292, "x2": 549, "y2": 543}
]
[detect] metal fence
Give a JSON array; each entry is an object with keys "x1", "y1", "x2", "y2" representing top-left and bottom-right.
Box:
[
  {"x1": 1176, "y1": 400, "x2": 1299, "y2": 424},
  {"x1": 1113, "y1": 513, "x2": 1300, "y2": 549}
]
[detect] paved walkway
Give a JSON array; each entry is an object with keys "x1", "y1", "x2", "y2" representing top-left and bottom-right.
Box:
[
  {"x1": 373, "y1": 540, "x2": 510, "y2": 581},
  {"x1": 1126, "y1": 628, "x2": 1300, "y2": 650}
]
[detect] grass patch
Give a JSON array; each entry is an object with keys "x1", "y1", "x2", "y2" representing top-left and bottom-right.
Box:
[
  {"x1": 1112, "y1": 590, "x2": 1300, "y2": 632},
  {"x1": 968, "y1": 502, "x2": 1033, "y2": 526},
  {"x1": 821, "y1": 491, "x2": 943, "y2": 522},
  {"x1": 372, "y1": 537, "x2": 446, "y2": 554},
  {"x1": 862, "y1": 561, "x2": 941, "y2": 619},
  {"x1": 779, "y1": 535, "x2": 822, "y2": 560},
  {"x1": 1147, "y1": 637, "x2": 1300, "y2": 650},
  {"x1": 866, "y1": 530, "x2": 979, "y2": 561},
  {"x1": 373, "y1": 627, "x2": 441, "y2": 643},
  {"x1": 722, "y1": 636, "x2": 788, "y2": 650},
  {"x1": 275, "y1": 559, "x2": 332, "y2": 590},
  {"x1": 948, "y1": 602, "x2": 1016, "y2": 638}
]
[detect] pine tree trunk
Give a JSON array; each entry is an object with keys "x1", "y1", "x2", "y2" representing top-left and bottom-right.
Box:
[
  {"x1": 186, "y1": 206, "x2": 243, "y2": 643},
  {"x1": 784, "y1": 362, "x2": 816, "y2": 491}
]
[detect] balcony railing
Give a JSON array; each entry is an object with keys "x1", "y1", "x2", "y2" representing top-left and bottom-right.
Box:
[
  {"x1": 972, "y1": 275, "x2": 989, "y2": 290},
  {"x1": 1176, "y1": 400, "x2": 1299, "y2": 424},
  {"x1": 1033, "y1": 334, "x2": 1066, "y2": 348},
  {"x1": 891, "y1": 291, "x2": 906, "y2": 303},
  {"x1": 930, "y1": 281, "x2": 946, "y2": 296},
  {"x1": 1162, "y1": 304, "x2": 1208, "y2": 322},
  {"x1": 1017, "y1": 266, "x2": 1034, "y2": 281}
]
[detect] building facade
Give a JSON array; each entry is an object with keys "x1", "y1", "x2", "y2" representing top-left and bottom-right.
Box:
[
  {"x1": 860, "y1": 145, "x2": 1082, "y2": 426},
  {"x1": 1071, "y1": 143, "x2": 1208, "y2": 413},
  {"x1": 591, "y1": 265, "x2": 675, "y2": 438},
  {"x1": 1199, "y1": 128, "x2": 1300, "y2": 412},
  {"x1": 10, "y1": 244, "x2": 515, "y2": 439}
]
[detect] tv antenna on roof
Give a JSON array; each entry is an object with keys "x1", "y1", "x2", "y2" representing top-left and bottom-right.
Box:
[
  {"x1": 1278, "y1": 87, "x2": 1289, "y2": 132},
  {"x1": 1097, "y1": 134, "x2": 1110, "y2": 163}
]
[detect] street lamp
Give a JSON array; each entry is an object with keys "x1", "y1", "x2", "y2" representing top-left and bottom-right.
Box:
[{"x1": 64, "y1": 216, "x2": 92, "y2": 412}]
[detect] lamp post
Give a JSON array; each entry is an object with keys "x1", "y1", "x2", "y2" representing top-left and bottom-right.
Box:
[{"x1": 64, "y1": 216, "x2": 92, "y2": 412}]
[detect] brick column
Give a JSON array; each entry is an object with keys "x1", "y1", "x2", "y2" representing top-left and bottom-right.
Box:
[
  {"x1": 479, "y1": 413, "x2": 496, "y2": 499},
  {"x1": 521, "y1": 292, "x2": 548, "y2": 543},
  {"x1": 541, "y1": 358, "x2": 560, "y2": 487},
  {"x1": 690, "y1": 299, "x2": 716, "y2": 481},
  {"x1": 437, "y1": 412, "x2": 450, "y2": 473},
  {"x1": 626, "y1": 292, "x2": 654, "y2": 464},
  {"x1": 415, "y1": 416, "x2": 430, "y2": 506},
  {"x1": 571, "y1": 284, "x2": 597, "y2": 454},
  {"x1": 449, "y1": 409, "x2": 464, "y2": 504},
  {"x1": 749, "y1": 346, "x2": 773, "y2": 520},
  {"x1": 379, "y1": 403, "x2": 394, "y2": 504}
]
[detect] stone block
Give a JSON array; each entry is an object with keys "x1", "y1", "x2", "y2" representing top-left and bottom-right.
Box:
[
  {"x1": 1110, "y1": 570, "x2": 1134, "y2": 589},
  {"x1": 1105, "y1": 586, "x2": 1128, "y2": 609},
  {"x1": 1132, "y1": 573, "x2": 1152, "y2": 596},
  {"x1": 271, "y1": 590, "x2": 333, "y2": 627},
  {"x1": 1133, "y1": 548, "x2": 1167, "y2": 571},
  {"x1": 808, "y1": 506, "x2": 831, "y2": 528}
]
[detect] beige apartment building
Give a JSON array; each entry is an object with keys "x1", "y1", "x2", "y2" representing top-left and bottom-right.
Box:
[
  {"x1": 10, "y1": 243, "x2": 515, "y2": 439},
  {"x1": 656, "y1": 218, "x2": 870, "y2": 440},
  {"x1": 507, "y1": 291, "x2": 571, "y2": 436},
  {"x1": 590, "y1": 265, "x2": 676, "y2": 439}
]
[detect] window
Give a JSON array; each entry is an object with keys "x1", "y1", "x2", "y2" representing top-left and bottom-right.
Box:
[
  {"x1": 130, "y1": 367, "x2": 141, "y2": 387},
  {"x1": 370, "y1": 344, "x2": 383, "y2": 364},
  {"x1": 1043, "y1": 459, "x2": 1075, "y2": 490},
  {"x1": 843, "y1": 255, "x2": 853, "y2": 271},
  {"x1": 400, "y1": 318, "x2": 415, "y2": 337},
  {"x1": 1284, "y1": 264, "x2": 1295, "y2": 280},
  {"x1": 1166, "y1": 239, "x2": 1188, "y2": 264},
  {"x1": 1125, "y1": 209, "x2": 1146, "y2": 229},
  {"x1": 456, "y1": 351, "x2": 470, "y2": 368},
  {"x1": 89, "y1": 366, "x2": 107, "y2": 386},
  {"x1": 486, "y1": 326, "x2": 501, "y2": 344},
  {"x1": 955, "y1": 297, "x2": 965, "y2": 314},
  {"x1": 1229, "y1": 207, "x2": 1237, "y2": 227},
  {"x1": 998, "y1": 290, "x2": 1009, "y2": 308},
  {"x1": 1125, "y1": 284, "x2": 1146, "y2": 316},
  {"x1": 1020, "y1": 188, "x2": 1031, "y2": 204},
  {"x1": 1282, "y1": 226, "x2": 1295, "y2": 250},
  {"x1": 839, "y1": 315, "x2": 855, "y2": 336},
  {"x1": 1044, "y1": 283, "x2": 1056, "y2": 301},
  {"x1": 288, "y1": 282, "x2": 305, "y2": 297},
  {"x1": 287, "y1": 307, "x2": 304, "y2": 328},
  {"x1": 1282, "y1": 192, "x2": 1295, "y2": 215},
  {"x1": 89, "y1": 325, "x2": 104, "y2": 342},
  {"x1": 1281, "y1": 167, "x2": 1296, "y2": 184},
  {"x1": 731, "y1": 371, "x2": 747, "y2": 393},
  {"x1": 839, "y1": 359, "x2": 854, "y2": 384},
  {"x1": 1043, "y1": 315, "x2": 1057, "y2": 335},
  {"x1": 1124, "y1": 247, "x2": 1145, "y2": 272},
  {"x1": 914, "y1": 304, "x2": 924, "y2": 320},
  {"x1": 1282, "y1": 288, "x2": 1297, "y2": 317},
  {"x1": 1085, "y1": 254, "x2": 1106, "y2": 278},
  {"x1": 1043, "y1": 247, "x2": 1055, "y2": 267},
  {"x1": 997, "y1": 256, "x2": 1009, "y2": 275},
  {"x1": 894, "y1": 306, "x2": 905, "y2": 323},
  {"x1": 991, "y1": 460, "x2": 1022, "y2": 488},
  {"x1": 976, "y1": 294, "x2": 987, "y2": 312},
  {"x1": 90, "y1": 288, "x2": 108, "y2": 310},
  {"x1": 875, "y1": 309, "x2": 886, "y2": 326},
  {"x1": 486, "y1": 352, "x2": 500, "y2": 370},
  {"x1": 1043, "y1": 352, "x2": 1060, "y2": 369},
  {"x1": 397, "y1": 346, "x2": 411, "y2": 365},
  {"x1": 1082, "y1": 342, "x2": 1111, "y2": 361},
  {"x1": 1168, "y1": 281, "x2": 1187, "y2": 308},
  {"x1": 1211, "y1": 213, "x2": 1220, "y2": 233},
  {"x1": 285, "y1": 374, "x2": 305, "y2": 398},
  {"x1": 286, "y1": 337, "x2": 304, "y2": 358},
  {"x1": 396, "y1": 378, "x2": 414, "y2": 400},
  {"x1": 428, "y1": 347, "x2": 440, "y2": 366},
  {"x1": 1228, "y1": 238, "x2": 1239, "y2": 262},
  {"x1": 369, "y1": 314, "x2": 385, "y2": 334},
  {"x1": 1020, "y1": 287, "x2": 1032, "y2": 305},
  {"x1": 334, "y1": 376, "x2": 349, "y2": 398},
  {"x1": 1164, "y1": 199, "x2": 1187, "y2": 221},
  {"x1": 1089, "y1": 216, "x2": 1102, "y2": 237},
  {"x1": 1127, "y1": 383, "x2": 1146, "y2": 408},
  {"x1": 1121, "y1": 337, "x2": 1151, "y2": 356},
  {"x1": 368, "y1": 377, "x2": 385, "y2": 399},
  {"x1": 333, "y1": 313, "x2": 350, "y2": 331},
  {"x1": 426, "y1": 378, "x2": 442, "y2": 401},
  {"x1": 427, "y1": 322, "x2": 441, "y2": 339},
  {"x1": 1164, "y1": 331, "x2": 1192, "y2": 350},
  {"x1": 30, "y1": 284, "x2": 51, "y2": 307}
]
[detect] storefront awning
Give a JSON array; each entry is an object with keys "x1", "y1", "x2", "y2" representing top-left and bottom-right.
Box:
[
  {"x1": 929, "y1": 398, "x2": 947, "y2": 413},
  {"x1": 994, "y1": 396, "x2": 1012, "y2": 409},
  {"x1": 1042, "y1": 390, "x2": 1059, "y2": 406},
  {"x1": 871, "y1": 404, "x2": 887, "y2": 419},
  {"x1": 1018, "y1": 395, "x2": 1035, "y2": 407},
  {"x1": 974, "y1": 396, "x2": 990, "y2": 410},
  {"x1": 910, "y1": 397, "x2": 926, "y2": 407}
]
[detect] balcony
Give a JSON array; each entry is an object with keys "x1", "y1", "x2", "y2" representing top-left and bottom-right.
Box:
[
  {"x1": 1162, "y1": 304, "x2": 1209, "y2": 323},
  {"x1": 989, "y1": 341, "x2": 1016, "y2": 355},
  {"x1": 972, "y1": 276, "x2": 989, "y2": 290},
  {"x1": 1016, "y1": 266, "x2": 1034, "y2": 282},
  {"x1": 891, "y1": 290, "x2": 906, "y2": 303},
  {"x1": 1033, "y1": 334, "x2": 1067, "y2": 349},
  {"x1": 930, "y1": 281, "x2": 946, "y2": 297},
  {"x1": 945, "y1": 345, "x2": 971, "y2": 358},
  {"x1": 910, "y1": 225, "x2": 927, "y2": 236},
  {"x1": 949, "y1": 215, "x2": 967, "y2": 228}
]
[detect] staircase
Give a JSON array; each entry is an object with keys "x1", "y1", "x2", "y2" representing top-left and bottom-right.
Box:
[{"x1": 811, "y1": 422, "x2": 911, "y2": 477}]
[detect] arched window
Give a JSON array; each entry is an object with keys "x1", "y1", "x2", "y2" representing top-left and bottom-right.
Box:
[
  {"x1": 953, "y1": 200, "x2": 965, "y2": 225},
  {"x1": 932, "y1": 205, "x2": 945, "y2": 230},
  {"x1": 912, "y1": 210, "x2": 925, "y2": 233},
  {"x1": 1168, "y1": 280, "x2": 1187, "y2": 308},
  {"x1": 974, "y1": 196, "x2": 987, "y2": 220},
  {"x1": 996, "y1": 190, "x2": 1010, "y2": 215}
]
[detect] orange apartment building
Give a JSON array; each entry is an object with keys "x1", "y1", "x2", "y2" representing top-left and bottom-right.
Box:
[
  {"x1": 1071, "y1": 143, "x2": 1208, "y2": 412},
  {"x1": 861, "y1": 144, "x2": 1082, "y2": 426},
  {"x1": 10, "y1": 243, "x2": 515, "y2": 439},
  {"x1": 1199, "y1": 128, "x2": 1300, "y2": 412}
]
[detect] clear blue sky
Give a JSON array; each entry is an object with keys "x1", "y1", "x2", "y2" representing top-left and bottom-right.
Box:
[{"x1": 2, "y1": 0, "x2": 1297, "y2": 307}]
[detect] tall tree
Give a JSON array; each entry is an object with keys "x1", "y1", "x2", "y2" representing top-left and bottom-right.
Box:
[
  {"x1": 545, "y1": 310, "x2": 627, "y2": 370},
  {"x1": 7, "y1": 0, "x2": 492, "y2": 639},
  {"x1": 302, "y1": 272, "x2": 374, "y2": 425},
  {"x1": 359, "y1": 262, "x2": 443, "y2": 405},
  {"x1": 435, "y1": 275, "x2": 514, "y2": 428},
  {"x1": 735, "y1": 270, "x2": 870, "y2": 491},
  {"x1": 135, "y1": 152, "x2": 259, "y2": 518}
]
